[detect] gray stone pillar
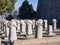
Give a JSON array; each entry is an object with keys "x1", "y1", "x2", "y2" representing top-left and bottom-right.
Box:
[{"x1": 36, "y1": 19, "x2": 43, "y2": 38}]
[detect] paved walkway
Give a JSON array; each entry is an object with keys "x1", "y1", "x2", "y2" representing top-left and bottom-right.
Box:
[{"x1": 14, "y1": 36, "x2": 60, "y2": 45}]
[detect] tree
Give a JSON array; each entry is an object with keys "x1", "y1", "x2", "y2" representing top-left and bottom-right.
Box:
[
  {"x1": 18, "y1": 0, "x2": 36, "y2": 19},
  {"x1": 0, "y1": 0, "x2": 16, "y2": 15}
]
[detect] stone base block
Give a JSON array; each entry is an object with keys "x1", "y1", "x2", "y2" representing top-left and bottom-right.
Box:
[
  {"x1": 27, "y1": 35, "x2": 33, "y2": 38},
  {"x1": 49, "y1": 33, "x2": 56, "y2": 36},
  {"x1": 4, "y1": 37, "x2": 8, "y2": 40}
]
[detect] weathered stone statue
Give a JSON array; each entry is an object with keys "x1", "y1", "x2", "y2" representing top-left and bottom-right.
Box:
[
  {"x1": 0, "y1": 20, "x2": 3, "y2": 31},
  {"x1": 1, "y1": 20, "x2": 6, "y2": 32},
  {"x1": 10, "y1": 19, "x2": 17, "y2": 42},
  {"x1": 0, "y1": 38, "x2": 1, "y2": 45},
  {"x1": 4, "y1": 20, "x2": 10, "y2": 39},
  {"x1": 36, "y1": 19, "x2": 43, "y2": 38}
]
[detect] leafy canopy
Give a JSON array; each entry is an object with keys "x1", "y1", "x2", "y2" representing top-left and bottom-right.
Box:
[{"x1": 0, "y1": 0, "x2": 16, "y2": 15}]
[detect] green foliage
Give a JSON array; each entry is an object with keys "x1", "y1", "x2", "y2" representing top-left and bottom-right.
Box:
[
  {"x1": 0, "y1": 0, "x2": 16, "y2": 15},
  {"x1": 18, "y1": 0, "x2": 36, "y2": 19}
]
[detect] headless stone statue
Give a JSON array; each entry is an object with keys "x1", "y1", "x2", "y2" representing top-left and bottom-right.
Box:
[
  {"x1": 4, "y1": 20, "x2": 10, "y2": 39},
  {"x1": 44, "y1": 20, "x2": 48, "y2": 30},
  {"x1": 1, "y1": 19, "x2": 6, "y2": 32},
  {"x1": 16, "y1": 20, "x2": 21, "y2": 33},
  {"x1": 0, "y1": 38, "x2": 1, "y2": 45},
  {"x1": 20, "y1": 20, "x2": 26, "y2": 33},
  {"x1": 32, "y1": 20, "x2": 36, "y2": 30},
  {"x1": 52, "y1": 19, "x2": 57, "y2": 30},
  {"x1": 48, "y1": 25, "x2": 56, "y2": 36},
  {"x1": 27, "y1": 20, "x2": 32, "y2": 35},
  {"x1": 0, "y1": 20, "x2": 2, "y2": 31}
]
